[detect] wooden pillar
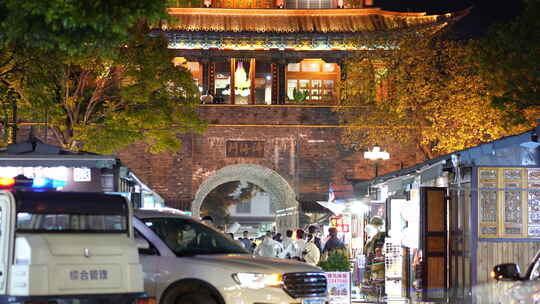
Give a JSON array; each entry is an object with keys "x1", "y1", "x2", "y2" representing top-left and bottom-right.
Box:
[
  {"x1": 277, "y1": 61, "x2": 286, "y2": 104},
  {"x1": 249, "y1": 58, "x2": 256, "y2": 104},
  {"x1": 202, "y1": 59, "x2": 210, "y2": 94},
  {"x1": 338, "y1": 60, "x2": 347, "y2": 105},
  {"x1": 209, "y1": 61, "x2": 215, "y2": 96},
  {"x1": 271, "y1": 64, "x2": 278, "y2": 104},
  {"x1": 230, "y1": 58, "x2": 236, "y2": 105},
  {"x1": 339, "y1": 61, "x2": 347, "y2": 82}
]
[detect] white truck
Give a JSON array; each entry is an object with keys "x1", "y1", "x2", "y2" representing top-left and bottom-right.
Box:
[
  {"x1": 0, "y1": 186, "x2": 151, "y2": 304},
  {"x1": 134, "y1": 209, "x2": 329, "y2": 304}
]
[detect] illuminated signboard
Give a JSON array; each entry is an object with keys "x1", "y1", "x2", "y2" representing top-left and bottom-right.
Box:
[{"x1": 330, "y1": 216, "x2": 350, "y2": 233}]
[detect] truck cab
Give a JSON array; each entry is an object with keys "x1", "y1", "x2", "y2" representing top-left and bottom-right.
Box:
[{"x1": 0, "y1": 178, "x2": 151, "y2": 304}]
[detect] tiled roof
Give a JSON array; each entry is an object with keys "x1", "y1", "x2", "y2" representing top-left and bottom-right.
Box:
[{"x1": 164, "y1": 7, "x2": 469, "y2": 33}]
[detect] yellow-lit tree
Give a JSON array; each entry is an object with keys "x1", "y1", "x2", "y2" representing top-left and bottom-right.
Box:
[{"x1": 341, "y1": 36, "x2": 532, "y2": 160}]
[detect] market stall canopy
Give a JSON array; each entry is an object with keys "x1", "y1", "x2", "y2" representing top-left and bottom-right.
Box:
[{"x1": 316, "y1": 201, "x2": 347, "y2": 215}]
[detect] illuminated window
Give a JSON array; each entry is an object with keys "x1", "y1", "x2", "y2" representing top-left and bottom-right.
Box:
[
  {"x1": 287, "y1": 79, "x2": 334, "y2": 102},
  {"x1": 186, "y1": 62, "x2": 200, "y2": 72},
  {"x1": 323, "y1": 63, "x2": 335, "y2": 72},
  {"x1": 286, "y1": 60, "x2": 338, "y2": 103},
  {"x1": 287, "y1": 63, "x2": 300, "y2": 72},
  {"x1": 301, "y1": 61, "x2": 320, "y2": 72},
  {"x1": 285, "y1": 0, "x2": 332, "y2": 8}
]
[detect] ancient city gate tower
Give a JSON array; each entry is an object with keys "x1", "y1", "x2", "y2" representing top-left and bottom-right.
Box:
[{"x1": 118, "y1": 3, "x2": 462, "y2": 225}]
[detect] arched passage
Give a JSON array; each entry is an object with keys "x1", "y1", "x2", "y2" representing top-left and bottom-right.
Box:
[{"x1": 192, "y1": 164, "x2": 299, "y2": 231}]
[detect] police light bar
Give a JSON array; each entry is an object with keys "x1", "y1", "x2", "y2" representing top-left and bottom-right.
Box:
[
  {"x1": 32, "y1": 177, "x2": 66, "y2": 189},
  {"x1": 0, "y1": 175, "x2": 66, "y2": 190},
  {"x1": 0, "y1": 177, "x2": 15, "y2": 187}
]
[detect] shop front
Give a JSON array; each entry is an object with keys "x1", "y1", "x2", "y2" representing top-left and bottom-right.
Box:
[{"x1": 366, "y1": 123, "x2": 540, "y2": 303}]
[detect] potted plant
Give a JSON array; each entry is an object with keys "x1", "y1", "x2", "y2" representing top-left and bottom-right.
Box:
[
  {"x1": 292, "y1": 88, "x2": 309, "y2": 103},
  {"x1": 318, "y1": 249, "x2": 350, "y2": 271}
]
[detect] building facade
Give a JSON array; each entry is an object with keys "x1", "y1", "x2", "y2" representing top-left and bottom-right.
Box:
[
  {"x1": 113, "y1": 1, "x2": 467, "y2": 230},
  {"x1": 162, "y1": 4, "x2": 465, "y2": 106}
]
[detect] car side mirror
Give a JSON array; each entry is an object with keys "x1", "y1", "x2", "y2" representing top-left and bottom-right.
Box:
[{"x1": 492, "y1": 263, "x2": 521, "y2": 281}]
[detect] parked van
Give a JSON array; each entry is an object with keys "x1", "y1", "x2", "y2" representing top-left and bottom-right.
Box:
[{"x1": 0, "y1": 184, "x2": 151, "y2": 304}]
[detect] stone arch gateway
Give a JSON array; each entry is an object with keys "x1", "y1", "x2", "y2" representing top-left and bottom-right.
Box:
[{"x1": 191, "y1": 164, "x2": 299, "y2": 231}]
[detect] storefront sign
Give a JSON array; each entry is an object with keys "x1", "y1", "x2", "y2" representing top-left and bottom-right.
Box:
[
  {"x1": 326, "y1": 272, "x2": 351, "y2": 304},
  {"x1": 330, "y1": 216, "x2": 350, "y2": 232},
  {"x1": 226, "y1": 141, "x2": 264, "y2": 158}
]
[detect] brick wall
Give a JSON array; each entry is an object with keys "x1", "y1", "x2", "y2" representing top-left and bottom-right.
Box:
[
  {"x1": 4, "y1": 105, "x2": 422, "y2": 211},
  {"x1": 118, "y1": 105, "x2": 423, "y2": 210}
]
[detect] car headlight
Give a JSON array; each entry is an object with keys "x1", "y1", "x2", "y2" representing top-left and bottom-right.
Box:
[{"x1": 232, "y1": 273, "x2": 283, "y2": 289}]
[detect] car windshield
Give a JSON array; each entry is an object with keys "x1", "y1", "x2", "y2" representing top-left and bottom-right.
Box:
[{"x1": 142, "y1": 217, "x2": 247, "y2": 256}]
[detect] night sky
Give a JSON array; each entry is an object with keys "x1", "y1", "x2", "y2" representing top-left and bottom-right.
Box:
[{"x1": 376, "y1": 0, "x2": 526, "y2": 37}]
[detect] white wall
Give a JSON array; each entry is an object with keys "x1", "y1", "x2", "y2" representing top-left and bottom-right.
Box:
[{"x1": 227, "y1": 191, "x2": 275, "y2": 217}]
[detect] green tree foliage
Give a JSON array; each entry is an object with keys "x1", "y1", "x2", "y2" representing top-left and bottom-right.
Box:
[
  {"x1": 475, "y1": 0, "x2": 540, "y2": 125},
  {"x1": 0, "y1": 0, "x2": 168, "y2": 56},
  {"x1": 11, "y1": 26, "x2": 205, "y2": 153},
  {"x1": 341, "y1": 36, "x2": 531, "y2": 160},
  {"x1": 0, "y1": 45, "x2": 29, "y2": 146},
  {"x1": 0, "y1": 1, "x2": 206, "y2": 153}
]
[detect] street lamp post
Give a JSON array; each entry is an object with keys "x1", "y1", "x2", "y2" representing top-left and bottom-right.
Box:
[{"x1": 363, "y1": 146, "x2": 390, "y2": 177}]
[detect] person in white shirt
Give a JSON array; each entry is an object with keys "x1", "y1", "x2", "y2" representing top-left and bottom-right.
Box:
[
  {"x1": 302, "y1": 234, "x2": 321, "y2": 266},
  {"x1": 293, "y1": 229, "x2": 307, "y2": 261},
  {"x1": 254, "y1": 231, "x2": 283, "y2": 258},
  {"x1": 279, "y1": 229, "x2": 297, "y2": 259}
]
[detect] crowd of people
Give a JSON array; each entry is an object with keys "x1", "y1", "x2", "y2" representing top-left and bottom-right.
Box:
[
  {"x1": 200, "y1": 215, "x2": 346, "y2": 266},
  {"x1": 235, "y1": 226, "x2": 345, "y2": 266}
]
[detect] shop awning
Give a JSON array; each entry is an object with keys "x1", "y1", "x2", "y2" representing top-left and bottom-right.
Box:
[{"x1": 316, "y1": 201, "x2": 347, "y2": 215}]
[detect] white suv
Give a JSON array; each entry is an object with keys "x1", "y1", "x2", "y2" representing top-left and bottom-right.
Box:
[{"x1": 133, "y1": 209, "x2": 328, "y2": 304}]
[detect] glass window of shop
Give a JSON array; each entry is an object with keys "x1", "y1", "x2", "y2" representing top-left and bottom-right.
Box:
[
  {"x1": 286, "y1": 59, "x2": 339, "y2": 104},
  {"x1": 214, "y1": 61, "x2": 231, "y2": 104},
  {"x1": 255, "y1": 62, "x2": 272, "y2": 104},
  {"x1": 285, "y1": 0, "x2": 332, "y2": 8},
  {"x1": 232, "y1": 59, "x2": 252, "y2": 105},
  {"x1": 213, "y1": 59, "x2": 271, "y2": 105}
]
